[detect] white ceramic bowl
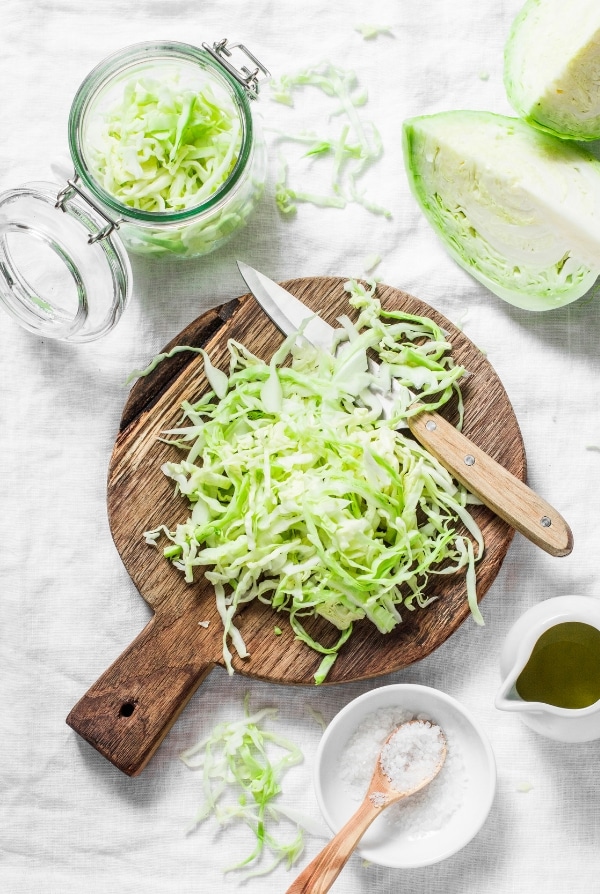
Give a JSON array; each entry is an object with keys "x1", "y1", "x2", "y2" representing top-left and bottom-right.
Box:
[{"x1": 314, "y1": 683, "x2": 496, "y2": 868}]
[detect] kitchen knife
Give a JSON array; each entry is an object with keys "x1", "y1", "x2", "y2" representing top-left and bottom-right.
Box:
[{"x1": 237, "y1": 261, "x2": 573, "y2": 558}]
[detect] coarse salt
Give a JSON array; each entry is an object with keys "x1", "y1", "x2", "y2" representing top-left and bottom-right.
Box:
[
  {"x1": 339, "y1": 707, "x2": 467, "y2": 838},
  {"x1": 369, "y1": 791, "x2": 389, "y2": 808},
  {"x1": 380, "y1": 720, "x2": 445, "y2": 793}
]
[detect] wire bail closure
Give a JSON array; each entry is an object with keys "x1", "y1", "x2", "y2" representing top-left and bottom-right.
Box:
[
  {"x1": 202, "y1": 39, "x2": 270, "y2": 100},
  {"x1": 55, "y1": 175, "x2": 122, "y2": 244}
]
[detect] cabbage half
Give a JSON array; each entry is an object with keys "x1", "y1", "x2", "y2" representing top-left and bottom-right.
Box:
[
  {"x1": 402, "y1": 110, "x2": 600, "y2": 310},
  {"x1": 504, "y1": 0, "x2": 600, "y2": 141}
]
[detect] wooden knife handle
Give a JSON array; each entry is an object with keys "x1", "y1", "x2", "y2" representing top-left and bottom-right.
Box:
[
  {"x1": 66, "y1": 611, "x2": 214, "y2": 776},
  {"x1": 408, "y1": 408, "x2": 573, "y2": 557}
]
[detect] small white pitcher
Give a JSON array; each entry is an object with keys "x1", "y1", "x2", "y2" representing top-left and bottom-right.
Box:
[{"x1": 495, "y1": 595, "x2": 600, "y2": 742}]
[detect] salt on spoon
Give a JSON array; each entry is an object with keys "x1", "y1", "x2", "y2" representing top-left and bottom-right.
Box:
[{"x1": 286, "y1": 719, "x2": 447, "y2": 894}]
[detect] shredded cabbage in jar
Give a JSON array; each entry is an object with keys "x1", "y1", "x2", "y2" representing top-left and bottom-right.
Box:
[
  {"x1": 87, "y1": 74, "x2": 242, "y2": 213},
  {"x1": 142, "y1": 281, "x2": 484, "y2": 683}
]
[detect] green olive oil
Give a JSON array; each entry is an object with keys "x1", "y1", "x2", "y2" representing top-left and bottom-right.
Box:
[{"x1": 515, "y1": 622, "x2": 600, "y2": 709}]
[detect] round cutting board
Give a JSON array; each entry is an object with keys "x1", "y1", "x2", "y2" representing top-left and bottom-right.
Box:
[{"x1": 66, "y1": 276, "x2": 525, "y2": 775}]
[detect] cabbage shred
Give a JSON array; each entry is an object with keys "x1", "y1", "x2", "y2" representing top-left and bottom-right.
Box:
[{"x1": 145, "y1": 281, "x2": 484, "y2": 683}]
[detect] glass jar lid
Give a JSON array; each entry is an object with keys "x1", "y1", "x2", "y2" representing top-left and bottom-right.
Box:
[{"x1": 0, "y1": 178, "x2": 131, "y2": 342}]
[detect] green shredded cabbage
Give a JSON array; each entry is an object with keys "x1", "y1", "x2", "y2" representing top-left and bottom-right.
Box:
[
  {"x1": 275, "y1": 155, "x2": 347, "y2": 215},
  {"x1": 142, "y1": 281, "x2": 483, "y2": 682},
  {"x1": 82, "y1": 68, "x2": 266, "y2": 259},
  {"x1": 125, "y1": 345, "x2": 228, "y2": 394},
  {"x1": 180, "y1": 694, "x2": 305, "y2": 879},
  {"x1": 269, "y1": 63, "x2": 391, "y2": 218},
  {"x1": 87, "y1": 75, "x2": 242, "y2": 213},
  {"x1": 354, "y1": 24, "x2": 394, "y2": 40}
]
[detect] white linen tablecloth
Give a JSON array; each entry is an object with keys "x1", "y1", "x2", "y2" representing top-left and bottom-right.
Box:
[{"x1": 2, "y1": 1, "x2": 600, "y2": 892}]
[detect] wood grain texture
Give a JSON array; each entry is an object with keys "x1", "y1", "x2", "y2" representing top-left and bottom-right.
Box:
[
  {"x1": 66, "y1": 277, "x2": 526, "y2": 775},
  {"x1": 408, "y1": 409, "x2": 572, "y2": 556}
]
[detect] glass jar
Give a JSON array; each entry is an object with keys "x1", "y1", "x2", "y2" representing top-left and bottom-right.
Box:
[{"x1": 0, "y1": 39, "x2": 269, "y2": 342}]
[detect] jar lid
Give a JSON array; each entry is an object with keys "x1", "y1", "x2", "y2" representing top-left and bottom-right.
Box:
[{"x1": 0, "y1": 178, "x2": 131, "y2": 342}]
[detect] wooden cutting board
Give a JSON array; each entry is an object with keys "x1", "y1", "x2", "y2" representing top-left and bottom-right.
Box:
[{"x1": 66, "y1": 276, "x2": 525, "y2": 776}]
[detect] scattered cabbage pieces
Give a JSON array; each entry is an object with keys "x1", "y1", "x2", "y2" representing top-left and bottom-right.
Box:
[
  {"x1": 354, "y1": 23, "x2": 394, "y2": 40},
  {"x1": 269, "y1": 63, "x2": 391, "y2": 218},
  {"x1": 86, "y1": 74, "x2": 242, "y2": 212},
  {"x1": 180, "y1": 694, "x2": 306, "y2": 879},
  {"x1": 143, "y1": 280, "x2": 484, "y2": 684},
  {"x1": 402, "y1": 110, "x2": 600, "y2": 311},
  {"x1": 504, "y1": 0, "x2": 600, "y2": 141}
]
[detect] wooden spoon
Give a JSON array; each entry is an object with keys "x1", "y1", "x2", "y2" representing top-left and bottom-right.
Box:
[{"x1": 286, "y1": 720, "x2": 447, "y2": 894}]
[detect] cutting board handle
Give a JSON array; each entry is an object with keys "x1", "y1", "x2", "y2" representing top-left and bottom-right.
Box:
[{"x1": 66, "y1": 611, "x2": 214, "y2": 776}]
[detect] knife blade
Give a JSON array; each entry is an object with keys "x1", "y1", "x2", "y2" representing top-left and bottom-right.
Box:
[{"x1": 236, "y1": 261, "x2": 573, "y2": 558}]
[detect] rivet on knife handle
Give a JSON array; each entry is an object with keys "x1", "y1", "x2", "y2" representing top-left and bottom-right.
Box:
[{"x1": 408, "y1": 409, "x2": 573, "y2": 557}]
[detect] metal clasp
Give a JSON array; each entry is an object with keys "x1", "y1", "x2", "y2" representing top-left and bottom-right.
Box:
[
  {"x1": 55, "y1": 176, "x2": 122, "y2": 244},
  {"x1": 202, "y1": 39, "x2": 270, "y2": 100}
]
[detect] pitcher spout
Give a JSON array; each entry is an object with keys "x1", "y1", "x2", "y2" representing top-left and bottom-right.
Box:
[{"x1": 494, "y1": 677, "x2": 540, "y2": 714}]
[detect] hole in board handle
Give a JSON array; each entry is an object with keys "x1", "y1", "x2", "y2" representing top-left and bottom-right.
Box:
[{"x1": 119, "y1": 701, "x2": 136, "y2": 718}]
